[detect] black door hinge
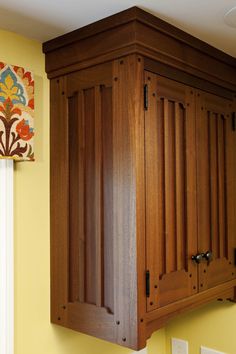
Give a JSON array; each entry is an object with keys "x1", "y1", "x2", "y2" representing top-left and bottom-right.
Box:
[
  {"x1": 232, "y1": 112, "x2": 236, "y2": 131},
  {"x1": 144, "y1": 84, "x2": 148, "y2": 111},
  {"x1": 146, "y1": 270, "x2": 150, "y2": 297}
]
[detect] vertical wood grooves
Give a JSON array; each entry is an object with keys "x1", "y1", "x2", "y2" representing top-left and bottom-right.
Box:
[
  {"x1": 102, "y1": 86, "x2": 114, "y2": 314},
  {"x1": 84, "y1": 88, "x2": 96, "y2": 305},
  {"x1": 68, "y1": 92, "x2": 80, "y2": 303},
  {"x1": 209, "y1": 112, "x2": 218, "y2": 258},
  {"x1": 67, "y1": 82, "x2": 114, "y2": 311},
  {"x1": 182, "y1": 106, "x2": 187, "y2": 271},
  {"x1": 175, "y1": 102, "x2": 186, "y2": 271},
  {"x1": 223, "y1": 117, "x2": 228, "y2": 258},
  {"x1": 163, "y1": 98, "x2": 169, "y2": 274},
  {"x1": 95, "y1": 86, "x2": 103, "y2": 307},
  {"x1": 161, "y1": 97, "x2": 166, "y2": 276},
  {"x1": 208, "y1": 111, "x2": 213, "y2": 253},
  {"x1": 218, "y1": 114, "x2": 227, "y2": 259},
  {"x1": 216, "y1": 113, "x2": 220, "y2": 258},
  {"x1": 79, "y1": 90, "x2": 85, "y2": 303},
  {"x1": 160, "y1": 98, "x2": 165, "y2": 276},
  {"x1": 173, "y1": 102, "x2": 177, "y2": 272},
  {"x1": 83, "y1": 89, "x2": 88, "y2": 303},
  {"x1": 146, "y1": 75, "x2": 198, "y2": 310},
  {"x1": 174, "y1": 102, "x2": 179, "y2": 271},
  {"x1": 164, "y1": 98, "x2": 177, "y2": 273}
]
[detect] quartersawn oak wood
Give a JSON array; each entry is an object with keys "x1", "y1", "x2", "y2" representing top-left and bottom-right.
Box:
[
  {"x1": 196, "y1": 91, "x2": 236, "y2": 291},
  {"x1": 46, "y1": 7, "x2": 236, "y2": 351},
  {"x1": 145, "y1": 73, "x2": 198, "y2": 311}
]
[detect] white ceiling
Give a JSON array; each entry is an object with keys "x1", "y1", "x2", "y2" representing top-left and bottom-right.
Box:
[{"x1": 0, "y1": 0, "x2": 236, "y2": 57}]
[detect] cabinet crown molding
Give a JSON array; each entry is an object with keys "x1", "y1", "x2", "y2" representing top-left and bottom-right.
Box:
[{"x1": 43, "y1": 6, "x2": 236, "y2": 95}]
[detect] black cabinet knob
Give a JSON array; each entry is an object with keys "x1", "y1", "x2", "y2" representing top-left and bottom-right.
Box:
[
  {"x1": 203, "y1": 250, "x2": 213, "y2": 262},
  {"x1": 191, "y1": 253, "x2": 203, "y2": 264}
]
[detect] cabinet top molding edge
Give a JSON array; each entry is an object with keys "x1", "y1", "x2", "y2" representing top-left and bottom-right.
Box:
[
  {"x1": 43, "y1": 7, "x2": 236, "y2": 66},
  {"x1": 43, "y1": 6, "x2": 236, "y2": 91}
]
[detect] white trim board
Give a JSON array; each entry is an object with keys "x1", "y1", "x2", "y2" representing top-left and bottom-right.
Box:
[
  {"x1": 132, "y1": 348, "x2": 147, "y2": 354},
  {"x1": 0, "y1": 159, "x2": 14, "y2": 354}
]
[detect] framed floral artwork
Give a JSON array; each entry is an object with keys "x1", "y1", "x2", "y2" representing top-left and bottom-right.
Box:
[{"x1": 0, "y1": 62, "x2": 34, "y2": 161}]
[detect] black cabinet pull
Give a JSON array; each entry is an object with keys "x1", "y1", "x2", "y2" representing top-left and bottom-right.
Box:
[
  {"x1": 191, "y1": 253, "x2": 203, "y2": 264},
  {"x1": 202, "y1": 250, "x2": 213, "y2": 262}
]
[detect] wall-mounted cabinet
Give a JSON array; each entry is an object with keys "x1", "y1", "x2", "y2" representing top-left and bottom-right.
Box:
[{"x1": 43, "y1": 7, "x2": 236, "y2": 350}]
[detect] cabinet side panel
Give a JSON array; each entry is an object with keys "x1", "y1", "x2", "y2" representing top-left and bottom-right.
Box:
[
  {"x1": 51, "y1": 63, "x2": 117, "y2": 345},
  {"x1": 68, "y1": 77, "x2": 115, "y2": 310}
]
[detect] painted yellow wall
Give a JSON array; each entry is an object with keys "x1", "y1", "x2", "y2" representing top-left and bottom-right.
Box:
[
  {"x1": 2, "y1": 27, "x2": 235, "y2": 354},
  {"x1": 165, "y1": 301, "x2": 236, "y2": 354}
]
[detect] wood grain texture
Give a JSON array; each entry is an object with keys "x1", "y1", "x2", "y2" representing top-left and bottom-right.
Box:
[
  {"x1": 51, "y1": 62, "x2": 120, "y2": 344},
  {"x1": 43, "y1": 7, "x2": 236, "y2": 97},
  {"x1": 50, "y1": 76, "x2": 69, "y2": 325},
  {"x1": 146, "y1": 279, "x2": 236, "y2": 338},
  {"x1": 196, "y1": 91, "x2": 236, "y2": 292},
  {"x1": 145, "y1": 73, "x2": 198, "y2": 311},
  {"x1": 48, "y1": 9, "x2": 236, "y2": 348},
  {"x1": 112, "y1": 55, "x2": 143, "y2": 349}
]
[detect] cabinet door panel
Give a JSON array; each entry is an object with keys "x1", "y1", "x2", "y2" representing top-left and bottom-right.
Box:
[
  {"x1": 196, "y1": 91, "x2": 236, "y2": 291},
  {"x1": 145, "y1": 72, "x2": 198, "y2": 311}
]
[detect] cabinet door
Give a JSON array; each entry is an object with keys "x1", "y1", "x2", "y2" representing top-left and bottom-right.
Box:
[
  {"x1": 145, "y1": 72, "x2": 198, "y2": 311},
  {"x1": 196, "y1": 91, "x2": 236, "y2": 291}
]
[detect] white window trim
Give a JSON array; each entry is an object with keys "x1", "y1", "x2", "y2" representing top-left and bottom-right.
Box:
[{"x1": 0, "y1": 160, "x2": 14, "y2": 354}]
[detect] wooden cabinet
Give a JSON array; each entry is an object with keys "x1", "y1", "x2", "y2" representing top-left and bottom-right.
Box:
[
  {"x1": 144, "y1": 73, "x2": 236, "y2": 310},
  {"x1": 43, "y1": 7, "x2": 236, "y2": 350}
]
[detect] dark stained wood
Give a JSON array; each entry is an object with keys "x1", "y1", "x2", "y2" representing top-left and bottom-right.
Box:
[
  {"x1": 196, "y1": 91, "x2": 236, "y2": 292},
  {"x1": 68, "y1": 91, "x2": 80, "y2": 303},
  {"x1": 144, "y1": 73, "x2": 164, "y2": 312},
  {"x1": 43, "y1": 7, "x2": 236, "y2": 71},
  {"x1": 77, "y1": 90, "x2": 85, "y2": 303},
  {"x1": 51, "y1": 62, "x2": 121, "y2": 344},
  {"x1": 134, "y1": 56, "x2": 146, "y2": 350},
  {"x1": 50, "y1": 76, "x2": 69, "y2": 326},
  {"x1": 144, "y1": 58, "x2": 235, "y2": 100},
  {"x1": 43, "y1": 8, "x2": 236, "y2": 96},
  {"x1": 101, "y1": 85, "x2": 114, "y2": 314},
  {"x1": 112, "y1": 55, "x2": 143, "y2": 349},
  {"x1": 175, "y1": 102, "x2": 186, "y2": 271},
  {"x1": 48, "y1": 7, "x2": 236, "y2": 351},
  {"x1": 67, "y1": 302, "x2": 115, "y2": 341},
  {"x1": 94, "y1": 86, "x2": 103, "y2": 307},
  {"x1": 146, "y1": 279, "x2": 236, "y2": 338},
  {"x1": 145, "y1": 73, "x2": 198, "y2": 310},
  {"x1": 226, "y1": 98, "x2": 236, "y2": 267}
]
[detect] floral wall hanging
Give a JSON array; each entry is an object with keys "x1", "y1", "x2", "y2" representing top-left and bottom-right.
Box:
[{"x1": 0, "y1": 62, "x2": 34, "y2": 161}]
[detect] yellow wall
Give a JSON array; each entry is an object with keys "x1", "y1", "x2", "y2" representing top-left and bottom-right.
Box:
[
  {"x1": 2, "y1": 27, "x2": 235, "y2": 354},
  {"x1": 165, "y1": 301, "x2": 236, "y2": 354}
]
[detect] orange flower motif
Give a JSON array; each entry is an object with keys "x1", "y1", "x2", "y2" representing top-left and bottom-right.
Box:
[{"x1": 16, "y1": 119, "x2": 34, "y2": 141}]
